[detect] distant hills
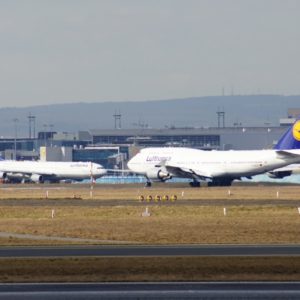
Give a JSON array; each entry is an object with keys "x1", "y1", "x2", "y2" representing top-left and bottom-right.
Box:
[{"x1": 0, "y1": 94, "x2": 299, "y2": 138}]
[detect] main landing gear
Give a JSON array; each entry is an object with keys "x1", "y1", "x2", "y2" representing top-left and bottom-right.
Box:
[
  {"x1": 207, "y1": 178, "x2": 233, "y2": 187},
  {"x1": 189, "y1": 180, "x2": 200, "y2": 187},
  {"x1": 189, "y1": 178, "x2": 233, "y2": 187},
  {"x1": 145, "y1": 181, "x2": 152, "y2": 187},
  {"x1": 145, "y1": 177, "x2": 152, "y2": 187}
]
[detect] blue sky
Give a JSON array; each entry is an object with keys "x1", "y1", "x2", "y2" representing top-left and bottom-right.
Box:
[{"x1": 0, "y1": 0, "x2": 299, "y2": 107}]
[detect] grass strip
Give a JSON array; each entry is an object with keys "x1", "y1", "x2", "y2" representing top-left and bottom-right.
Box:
[
  {"x1": 0, "y1": 205, "x2": 299, "y2": 245},
  {"x1": 0, "y1": 256, "x2": 300, "y2": 282}
]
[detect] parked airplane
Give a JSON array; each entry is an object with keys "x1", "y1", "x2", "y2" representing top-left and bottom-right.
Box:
[
  {"x1": 0, "y1": 160, "x2": 106, "y2": 183},
  {"x1": 127, "y1": 119, "x2": 300, "y2": 187}
]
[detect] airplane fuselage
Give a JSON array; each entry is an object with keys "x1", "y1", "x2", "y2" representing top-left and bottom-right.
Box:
[
  {"x1": 0, "y1": 161, "x2": 106, "y2": 183},
  {"x1": 128, "y1": 147, "x2": 300, "y2": 182}
]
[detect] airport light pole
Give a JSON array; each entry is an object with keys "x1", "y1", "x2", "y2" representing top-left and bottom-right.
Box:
[
  {"x1": 13, "y1": 118, "x2": 19, "y2": 160},
  {"x1": 43, "y1": 124, "x2": 48, "y2": 147},
  {"x1": 49, "y1": 124, "x2": 54, "y2": 147}
]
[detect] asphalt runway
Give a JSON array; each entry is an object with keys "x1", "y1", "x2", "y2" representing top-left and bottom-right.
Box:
[
  {"x1": 0, "y1": 282, "x2": 300, "y2": 299},
  {"x1": 0, "y1": 244, "x2": 300, "y2": 257}
]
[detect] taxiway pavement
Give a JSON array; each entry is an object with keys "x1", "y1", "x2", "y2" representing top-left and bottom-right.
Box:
[
  {"x1": 0, "y1": 282, "x2": 299, "y2": 299},
  {"x1": 0, "y1": 244, "x2": 300, "y2": 257}
]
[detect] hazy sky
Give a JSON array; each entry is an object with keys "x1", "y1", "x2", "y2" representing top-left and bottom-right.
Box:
[{"x1": 0, "y1": 0, "x2": 299, "y2": 107}]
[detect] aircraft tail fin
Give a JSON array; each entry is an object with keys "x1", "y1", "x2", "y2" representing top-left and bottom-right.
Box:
[{"x1": 274, "y1": 119, "x2": 300, "y2": 150}]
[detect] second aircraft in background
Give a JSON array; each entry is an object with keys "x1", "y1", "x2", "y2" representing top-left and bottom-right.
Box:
[{"x1": 0, "y1": 160, "x2": 106, "y2": 183}]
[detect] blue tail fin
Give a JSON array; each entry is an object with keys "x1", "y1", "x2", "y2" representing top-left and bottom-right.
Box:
[{"x1": 274, "y1": 119, "x2": 300, "y2": 149}]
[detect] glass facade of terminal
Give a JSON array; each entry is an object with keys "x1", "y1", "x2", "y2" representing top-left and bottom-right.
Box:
[
  {"x1": 0, "y1": 140, "x2": 35, "y2": 151},
  {"x1": 73, "y1": 147, "x2": 129, "y2": 168},
  {"x1": 93, "y1": 134, "x2": 220, "y2": 148}
]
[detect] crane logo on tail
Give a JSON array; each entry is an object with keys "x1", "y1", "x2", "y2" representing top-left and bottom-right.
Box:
[
  {"x1": 274, "y1": 118, "x2": 300, "y2": 150},
  {"x1": 292, "y1": 121, "x2": 300, "y2": 141}
]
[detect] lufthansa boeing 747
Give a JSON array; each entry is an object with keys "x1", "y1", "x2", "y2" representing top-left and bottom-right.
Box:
[{"x1": 127, "y1": 119, "x2": 300, "y2": 187}]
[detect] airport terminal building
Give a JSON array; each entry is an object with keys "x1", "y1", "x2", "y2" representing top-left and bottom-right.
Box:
[
  {"x1": 89, "y1": 126, "x2": 286, "y2": 150},
  {"x1": 0, "y1": 119, "x2": 293, "y2": 166}
]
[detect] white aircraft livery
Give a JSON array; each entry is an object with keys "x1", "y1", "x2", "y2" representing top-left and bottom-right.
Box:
[
  {"x1": 127, "y1": 119, "x2": 300, "y2": 187},
  {"x1": 0, "y1": 160, "x2": 106, "y2": 183}
]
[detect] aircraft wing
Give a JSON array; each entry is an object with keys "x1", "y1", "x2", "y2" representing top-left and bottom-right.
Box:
[
  {"x1": 268, "y1": 163, "x2": 300, "y2": 179},
  {"x1": 6, "y1": 170, "x2": 56, "y2": 177},
  {"x1": 165, "y1": 164, "x2": 213, "y2": 180}
]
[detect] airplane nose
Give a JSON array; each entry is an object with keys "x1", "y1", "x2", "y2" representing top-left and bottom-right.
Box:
[
  {"x1": 127, "y1": 158, "x2": 139, "y2": 173},
  {"x1": 93, "y1": 165, "x2": 107, "y2": 177},
  {"x1": 127, "y1": 159, "x2": 133, "y2": 170},
  {"x1": 98, "y1": 167, "x2": 106, "y2": 176}
]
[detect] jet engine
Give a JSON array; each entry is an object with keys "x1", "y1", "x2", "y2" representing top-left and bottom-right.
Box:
[
  {"x1": 0, "y1": 172, "x2": 7, "y2": 179},
  {"x1": 30, "y1": 174, "x2": 44, "y2": 183},
  {"x1": 267, "y1": 171, "x2": 292, "y2": 179},
  {"x1": 146, "y1": 169, "x2": 172, "y2": 182}
]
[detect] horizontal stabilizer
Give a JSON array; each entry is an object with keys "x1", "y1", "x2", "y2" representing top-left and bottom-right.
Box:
[{"x1": 276, "y1": 150, "x2": 300, "y2": 159}]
